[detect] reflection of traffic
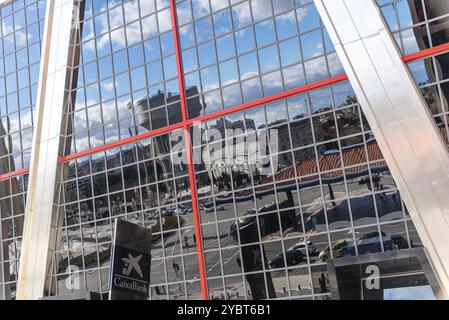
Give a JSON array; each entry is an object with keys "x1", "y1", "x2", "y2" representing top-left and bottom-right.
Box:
[
  {"x1": 268, "y1": 239, "x2": 317, "y2": 268},
  {"x1": 199, "y1": 203, "x2": 225, "y2": 213},
  {"x1": 229, "y1": 199, "x2": 296, "y2": 241},
  {"x1": 264, "y1": 230, "x2": 412, "y2": 272},
  {"x1": 269, "y1": 249, "x2": 305, "y2": 268},
  {"x1": 53, "y1": 88, "x2": 419, "y2": 300},
  {"x1": 318, "y1": 231, "x2": 412, "y2": 262},
  {"x1": 290, "y1": 239, "x2": 317, "y2": 255}
]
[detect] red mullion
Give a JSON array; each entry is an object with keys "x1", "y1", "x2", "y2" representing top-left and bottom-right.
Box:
[
  {"x1": 2, "y1": 42, "x2": 449, "y2": 178},
  {"x1": 59, "y1": 122, "x2": 185, "y2": 163},
  {"x1": 186, "y1": 74, "x2": 349, "y2": 126},
  {"x1": 55, "y1": 41, "x2": 449, "y2": 164},
  {"x1": 0, "y1": 168, "x2": 30, "y2": 181},
  {"x1": 17, "y1": 42, "x2": 449, "y2": 176},
  {"x1": 402, "y1": 42, "x2": 449, "y2": 63},
  {"x1": 169, "y1": 0, "x2": 209, "y2": 300}
]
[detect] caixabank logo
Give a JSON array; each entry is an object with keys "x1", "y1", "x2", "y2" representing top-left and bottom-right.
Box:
[{"x1": 111, "y1": 245, "x2": 151, "y2": 296}]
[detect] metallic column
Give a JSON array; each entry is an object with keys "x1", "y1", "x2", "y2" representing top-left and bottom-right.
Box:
[
  {"x1": 16, "y1": 0, "x2": 79, "y2": 300},
  {"x1": 314, "y1": 0, "x2": 449, "y2": 299},
  {"x1": 0, "y1": 0, "x2": 14, "y2": 7}
]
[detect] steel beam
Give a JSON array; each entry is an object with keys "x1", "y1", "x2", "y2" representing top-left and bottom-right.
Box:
[{"x1": 16, "y1": 0, "x2": 79, "y2": 300}]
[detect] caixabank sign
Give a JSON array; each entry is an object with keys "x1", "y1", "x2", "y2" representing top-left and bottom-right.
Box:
[
  {"x1": 111, "y1": 245, "x2": 151, "y2": 295},
  {"x1": 109, "y1": 219, "x2": 152, "y2": 300}
]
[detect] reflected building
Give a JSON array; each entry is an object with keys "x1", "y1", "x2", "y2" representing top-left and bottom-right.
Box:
[{"x1": 403, "y1": 1, "x2": 449, "y2": 124}]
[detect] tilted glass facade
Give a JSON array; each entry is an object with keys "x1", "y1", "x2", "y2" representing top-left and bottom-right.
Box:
[
  {"x1": 2, "y1": 0, "x2": 449, "y2": 300},
  {"x1": 0, "y1": 0, "x2": 46, "y2": 300}
]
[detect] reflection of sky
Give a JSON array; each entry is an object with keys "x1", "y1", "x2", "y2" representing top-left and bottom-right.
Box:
[
  {"x1": 378, "y1": 0, "x2": 413, "y2": 30},
  {"x1": 384, "y1": 285, "x2": 436, "y2": 300},
  {"x1": 18, "y1": 0, "x2": 351, "y2": 156},
  {"x1": 378, "y1": 0, "x2": 431, "y2": 54},
  {"x1": 0, "y1": 1, "x2": 44, "y2": 166}
]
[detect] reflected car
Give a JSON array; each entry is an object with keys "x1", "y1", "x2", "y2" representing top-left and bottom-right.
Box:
[
  {"x1": 357, "y1": 231, "x2": 396, "y2": 254},
  {"x1": 204, "y1": 205, "x2": 225, "y2": 213},
  {"x1": 319, "y1": 239, "x2": 354, "y2": 262},
  {"x1": 391, "y1": 235, "x2": 411, "y2": 249},
  {"x1": 360, "y1": 231, "x2": 386, "y2": 240},
  {"x1": 318, "y1": 233, "x2": 409, "y2": 262},
  {"x1": 360, "y1": 232, "x2": 410, "y2": 249},
  {"x1": 175, "y1": 204, "x2": 189, "y2": 215},
  {"x1": 269, "y1": 249, "x2": 305, "y2": 268},
  {"x1": 229, "y1": 200, "x2": 297, "y2": 240},
  {"x1": 160, "y1": 209, "x2": 175, "y2": 217},
  {"x1": 358, "y1": 235, "x2": 393, "y2": 254},
  {"x1": 289, "y1": 240, "x2": 316, "y2": 255}
]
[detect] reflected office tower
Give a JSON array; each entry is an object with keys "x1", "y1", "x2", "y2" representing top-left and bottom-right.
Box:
[
  {"x1": 417, "y1": 1, "x2": 449, "y2": 45},
  {"x1": 127, "y1": 92, "x2": 173, "y2": 200},
  {"x1": 127, "y1": 87, "x2": 204, "y2": 194},
  {"x1": 129, "y1": 87, "x2": 203, "y2": 133},
  {"x1": 408, "y1": 1, "x2": 449, "y2": 121},
  {"x1": 238, "y1": 220, "x2": 276, "y2": 300},
  {"x1": 407, "y1": 1, "x2": 449, "y2": 51},
  {"x1": 427, "y1": 1, "x2": 449, "y2": 118}
]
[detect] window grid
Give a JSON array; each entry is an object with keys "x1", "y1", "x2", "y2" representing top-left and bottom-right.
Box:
[
  {"x1": 0, "y1": 0, "x2": 45, "y2": 300},
  {"x1": 0, "y1": 0, "x2": 446, "y2": 300}
]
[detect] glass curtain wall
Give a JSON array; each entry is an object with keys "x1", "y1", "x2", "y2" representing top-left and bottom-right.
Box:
[
  {"x1": 0, "y1": 0, "x2": 46, "y2": 300},
  {"x1": 9, "y1": 0, "x2": 434, "y2": 300}
]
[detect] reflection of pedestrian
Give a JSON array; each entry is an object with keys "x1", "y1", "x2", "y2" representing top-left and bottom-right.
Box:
[
  {"x1": 318, "y1": 273, "x2": 327, "y2": 293},
  {"x1": 373, "y1": 174, "x2": 380, "y2": 190},
  {"x1": 155, "y1": 286, "x2": 166, "y2": 295},
  {"x1": 131, "y1": 198, "x2": 137, "y2": 212},
  {"x1": 392, "y1": 191, "x2": 398, "y2": 204}
]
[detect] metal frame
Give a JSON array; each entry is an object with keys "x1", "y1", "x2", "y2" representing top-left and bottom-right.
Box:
[{"x1": 169, "y1": 0, "x2": 208, "y2": 300}]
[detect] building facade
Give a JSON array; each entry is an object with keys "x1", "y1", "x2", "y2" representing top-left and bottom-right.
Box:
[{"x1": 0, "y1": 0, "x2": 448, "y2": 300}]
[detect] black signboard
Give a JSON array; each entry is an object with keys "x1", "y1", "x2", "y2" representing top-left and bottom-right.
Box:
[{"x1": 109, "y1": 219, "x2": 152, "y2": 300}]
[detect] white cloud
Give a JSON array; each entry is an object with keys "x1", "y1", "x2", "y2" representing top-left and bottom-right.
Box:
[
  {"x1": 101, "y1": 80, "x2": 115, "y2": 92},
  {"x1": 192, "y1": 0, "x2": 210, "y2": 18},
  {"x1": 2, "y1": 21, "x2": 29, "y2": 48},
  {"x1": 399, "y1": 29, "x2": 420, "y2": 54},
  {"x1": 124, "y1": 0, "x2": 140, "y2": 23},
  {"x1": 232, "y1": 2, "x2": 251, "y2": 28},
  {"x1": 251, "y1": 0, "x2": 273, "y2": 21},
  {"x1": 276, "y1": 10, "x2": 296, "y2": 23},
  {"x1": 297, "y1": 4, "x2": 311, "y2": 23},
  {"x1": 327, "y1": 53, "x2": 344, "y2": 76},
  {"x1": 273, "y1": 0, "x2": 295, "y2": 15},
  {"x1": 304, "y1": 56, "x2": 328, "y2": 82}
]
